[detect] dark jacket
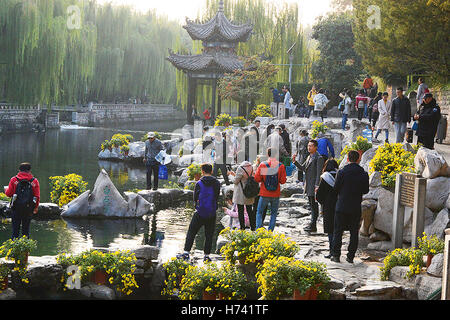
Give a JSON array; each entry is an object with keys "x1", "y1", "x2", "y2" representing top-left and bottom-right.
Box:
[
  {"x1": 280, "y1": 130, "x2": 291, "y2": 156},
  {"x1": 316, "y1": 171, "x2": 337, "y2": 234},
  {"x1": 391, "y1": 96, "x2": 412, "y2": 123},
  {"x1": 416, "y1": 98, "x2": 441, "y2": 137},
  {"x1": 334, "y1": 163, "x2": 369, "y2": 229},
  {"x1": 193, "y1": 175, "x2": 221, "y2": 209},
  {"x1": 294, "y1": 152, "x2": 324, "y2": 197}
]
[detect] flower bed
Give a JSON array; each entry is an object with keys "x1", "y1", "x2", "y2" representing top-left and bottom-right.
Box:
[
  {"x1": 380, "y1": 247, "x2": 424, "y2": 281},
  {"x1": 0, "y1": 236, "x2": 37, "y2": 283},
  {"x1": 214, "y1": 113, "x2": 233, "y2": 127},
  {"x1": 369, "y1": 143, "x2": 417, "y2": 188}
]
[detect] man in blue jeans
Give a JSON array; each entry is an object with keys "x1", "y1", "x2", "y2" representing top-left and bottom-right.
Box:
[
  {"x1": 143, "y1": 132, "x2": 164, "y2": 190},
  {"x1": 391, "y1": 87, "x2": 412, "y2": 143},
  {"x1": 254, "y1": 148, "x2": 287, "y2": 231}
]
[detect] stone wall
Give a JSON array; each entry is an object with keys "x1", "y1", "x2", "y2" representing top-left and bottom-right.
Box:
[{"x1": 0, "y1": 105, "x2": 57, "y2": 133}]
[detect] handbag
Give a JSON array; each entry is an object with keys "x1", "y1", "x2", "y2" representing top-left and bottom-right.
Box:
[{"x1": 158, "y1": 165, "x2": 168, "y2": 180}]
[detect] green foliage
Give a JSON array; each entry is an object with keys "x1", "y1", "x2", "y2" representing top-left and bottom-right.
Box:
[
  {"x1": 0, "y1": 193, "x2": 10, "y2": 202},
  {"x1": 353, "y1": 0, "x2": 450, "y2": 86},
  {"x1": 49, "y1": 174, "x2": 88, "y2": 207},
  {"x1": 232, "y1": 116, "x2": 248, "y2": 127},
  {"x1": 186, "y1": 163, "x2": 202, "y2": 180},
  {"x1": 418, "y1": 232, "x2": 445, "y2": 256},
  {"x1": 369, "y1": 143, "x2": 416, "y2": 188},
  {"x1": 380, "y1": 247, "x2": 424, "y2": 281},
  {"x1": 161, "y1": 257, "x2": 192, "y2": 297},
  {"x1": 310, "y1": 120, "x2": 329, "y2": 139},
  {"x1": 0, "y1": 0, "x2": 183, "y2": 105},
  {"x1": 311, "y1": 12, "x2": 365, "y2": 103},
  {"x1": 339, "y1": 136, "x2": 373, "y2": 163},
  {"x1": 0, "y1": 236, "x2": 37, "y2": 264}
]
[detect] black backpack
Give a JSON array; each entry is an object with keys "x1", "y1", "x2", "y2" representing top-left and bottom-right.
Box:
[
  {"x1": 239, "y1": 167, "x2": 260, "y2": 198},
  {"x1": 12, "y1": 177, "x2": 35, "y2": 213}
]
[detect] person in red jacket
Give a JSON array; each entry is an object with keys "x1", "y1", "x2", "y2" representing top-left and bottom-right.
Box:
[
  {"x1": 254, "y1": 148, "x2": 287, "y2": 231},
  {"x1": 4, "y1": 162, "x2": 40, "y2": 239},
  {"x1": 203, "y1": 108, "x2": 211, "y2": 126}
]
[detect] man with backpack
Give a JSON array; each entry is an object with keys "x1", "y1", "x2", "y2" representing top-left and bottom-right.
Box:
[
  {"x1": 177, "y1": 163, "x2": 221, "y2": 262},
  {"x1": 254, "y1": 148, "x2": 287, "y2": 231},
  {"x1": 4, "y1": 162, "x2": 40, "y2": 239}
]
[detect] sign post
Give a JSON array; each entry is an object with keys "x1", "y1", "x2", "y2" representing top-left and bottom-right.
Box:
[{"x1": 392, "y1": 172, "x2": 427, "y2": 249}]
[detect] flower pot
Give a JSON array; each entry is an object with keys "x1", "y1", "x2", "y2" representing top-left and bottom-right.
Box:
[
  {"x1": 309, "y1": 284, "x2": 320, "y2": 300},
  {"x1": 15, "y1": 252, "x2": 29, "y2": 267},
  {"x1": 357, "y1": 150, "x2": 364, "y2": 161},
  {"x1": 1, "y1": 276, "x2": 8, "y2": 290},
  {"x1": 91, "y1": 270, "x2": 107, "y2": 285},
  {"x1": 218, "y1": 292, "x2": 230, "y2": 300},
  {"x1": 124, "y1": 151, "x2": 129, "y2": 157},
  {"x1": 202, "y1": 290, "x2": 217, "y2": 300},
  {"x1": 426, "y1": 254, "x2": 434, "y2": 268},
  {"x1": 293, "y1": 288, "x2": 310, "y2": 300},
  {"x1": 194, "y1": 173, "x2": 201, "y2": 181}
]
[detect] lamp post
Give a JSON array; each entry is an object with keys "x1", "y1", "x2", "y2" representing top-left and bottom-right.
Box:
[{"x1": 287, "y1": 42, "x2": 296, "y2": 91}]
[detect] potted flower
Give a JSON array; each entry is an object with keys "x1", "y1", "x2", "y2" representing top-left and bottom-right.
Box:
[
  {"x1": 187, "y1": 163, "x2": 202, "y2": 181},
  {"x1": 0, "y1": 236, "x2": 37, "y2": 268},
  {"x1": 0, "y1": 263, "x2": 9, "y2": 290},
  {"x1": 217, "y1": 263, "x2": 251, "y2": 300},
  {"x1": 310, "y1": 120, "x2": 329, "y2": 139},
  {"x1": 250, "y1": 232, "x2": 300, "y2": 265},
  {"x1": 417, "y1": 232, "x2": 445, "y2": 268},
  {"x1": 161, "y1": 257, "x2": 191, "y2": 297},
  {"x1": 232, "y1": 116, "x2": 248, "y2": 128},
  {"x1": 214, "y1": 113, "x2": 233, "y2": 127},
  {"x1": 101, "y1": 140, "x2": 112, "y2": 152},
  {"x1": 178, "y1": 263, "x2": 221, "y2": 300},
  {"x1": 120, "y1": 145, "x2": 130, "y2": 156},
  {"x1": 57, "y1": 250, "x2": 139, "y2": 295}
]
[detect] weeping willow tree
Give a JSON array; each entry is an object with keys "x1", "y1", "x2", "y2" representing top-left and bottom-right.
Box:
[
  {"x1": 0, "y1": 0, "x2": 184, "y2": 106},
  {"x1": 0, "y1": 0, "x2": 97, "y2": 106},
  {"x1": 174, "y1": 0, "x2": 309, "y2": 112}
]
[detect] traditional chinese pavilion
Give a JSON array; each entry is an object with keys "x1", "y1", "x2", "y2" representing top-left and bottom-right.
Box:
[{"x1": 167, "y1": 0, "x2": 253, "y2": 124}]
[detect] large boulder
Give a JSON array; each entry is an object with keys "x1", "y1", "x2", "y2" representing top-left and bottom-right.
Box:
[
  {"x1": 128, "y1": 141, "x2": 145, "y2": 159},
  {"x1": 360, "y1": 147, "x2": 378, "y2": 173},
  {"x1": 36, "y1": 203, "x2": 62, "y2": 220},
  {"x1": 427, "y1": 253, "x2": 444, "y2": 277},
  {"x1": 424, "y1": 208, "x2": 450, "y2": 239},
  {"x1": 280, "y1": 183, "x2": 303, "y2": 198},
  {"x1": 98, "y1": 147, "x2": 123, "y2": 161},
  {"x1": 425, "y1": 177, "x2": 450, "y2": 212},
  {"x1": 369, "y1": 171, "x2": 382, "y2": 188},
  {"x1": 61, "y1": 170, "x2": 153, "y2": 218},
  {"x1": 177, "y1": 154, "x2": 203, "y2": 167},
  {"x1": 415, "y1": 148, "x2": 450, "y2": 179}
]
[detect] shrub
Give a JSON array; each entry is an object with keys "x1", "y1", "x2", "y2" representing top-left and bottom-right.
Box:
[
  {"x1": 369, "y1": 143, "x2": 416, "y2": 188},
  {"x1": 379, "y1": 248, "x2": 424, "y2": 281},
  {"x1": 339, "y1": 136, "x2": 373, "y2": 163},
  {"x1": 255, "y1": 257, "x2": 330, "y2": 300},
  {"x1": 49, "y1": 174, "x2": 88, "y2": 207},
  {"x1": 161, "y1": 257, "x2": 192, "y2": 297},
  {"x1": 217, "y1": 262, "x2": 251, "y2": 299},
  {"x1": 310, "y1": 120, "x2": 329, "y2": 139},
  {"x1": 418, "y1": 232, "x2": 445, "y2": 256},
  {"x1": 214, "y1": 113, "x2": 233, "y2": 127},
  {"x1": 232, "y1": 116, "x2": 248, "y2": 127},
  {"x1": 179, "y1": 263, "x2": 221, "y2": 300},
  {"x1": 249, "y1": 104, "x2": 272, "y2": 121},
  {"x1": 0, "y1": 193, "x2": 10, "y2": 202},
  {"x1": 186, "y1": 163, "x2": 202, "y2": 180},
  {"x1": 120, "y1": 145, "x2": 130, "y2": 154}
]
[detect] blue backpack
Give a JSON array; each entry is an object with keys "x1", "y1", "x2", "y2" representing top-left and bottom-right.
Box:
[
  {"x1": 263, "y1": 161, "x2": 281, "y2": 191},
  {"x1": 196, "y1": 180, "x2": 217, "y2": 218}
]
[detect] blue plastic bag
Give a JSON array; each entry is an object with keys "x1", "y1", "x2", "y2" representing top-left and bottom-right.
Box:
[
  {"x1": 285, "y1": 163, "x2": 296, "y2": 177},
  {"x1": 158, "y1": 165, "x2": 168, "y2": 180}
]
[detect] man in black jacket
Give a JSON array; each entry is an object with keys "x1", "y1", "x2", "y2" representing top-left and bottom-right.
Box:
[
  {"x1": 391, "y1": 87, "x2": 412, "y2": 143},
  {"x1": 413, "y1": 93, "x2": 441, "y2": 149},
  {"x1": 331, "y1": 150, "x2": 369, "y2": 263}
]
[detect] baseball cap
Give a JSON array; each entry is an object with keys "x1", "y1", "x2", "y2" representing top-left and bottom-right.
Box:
[{"x1": 147, "y1": 132, "x2": 156, "y2": 138}]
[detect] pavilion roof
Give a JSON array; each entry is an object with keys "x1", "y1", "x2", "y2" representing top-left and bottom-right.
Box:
[
  {"x1": 167, "y1": 49, "x2": 244, "y2": 73},
  {"x1": 183, "y1": 1, "x2": 253, "y2": 43}
]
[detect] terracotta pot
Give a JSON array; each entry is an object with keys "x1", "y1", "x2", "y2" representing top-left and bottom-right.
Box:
[
  {"x1": 1, "y1": 276, "x2": 8, "y2": 290},
  {"x1": 309, "y1": 284, "x2": 320, "y2": 300},
  {"x1": 15, "y1": 252, "x2": 29, "y2": 267},
  {"x1": 293, "y1": 288, "x2": 311, "y2": 300},
  {"x1": 357, "y1": 150, "x2": 364, "y2": 161},
  {"x1": 218, "y1": 292, "x2": 230, "y2": 300},
  {"x1": 202, "y1": 290, "x2": 217, "y2": 300},
  {"x1": 426, "y1": 254, "x2": 434, "y2": 268},
  {"x1": 91, "y1": 270, "x2": 107, "y2": 285}
]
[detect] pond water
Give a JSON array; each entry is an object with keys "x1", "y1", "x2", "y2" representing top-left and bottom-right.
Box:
[{"x1": 0, "y1": 119, "x2": 223, "y2": 261}]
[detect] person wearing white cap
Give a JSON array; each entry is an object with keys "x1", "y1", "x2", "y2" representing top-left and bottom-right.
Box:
[{"x1": 143, "y1": 132, "x2": 164, "y2": 190}]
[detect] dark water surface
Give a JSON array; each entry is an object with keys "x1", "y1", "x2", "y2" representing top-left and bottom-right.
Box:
[{"x1": 0, "y1": 119, "x2": 222, "y2": 260}]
